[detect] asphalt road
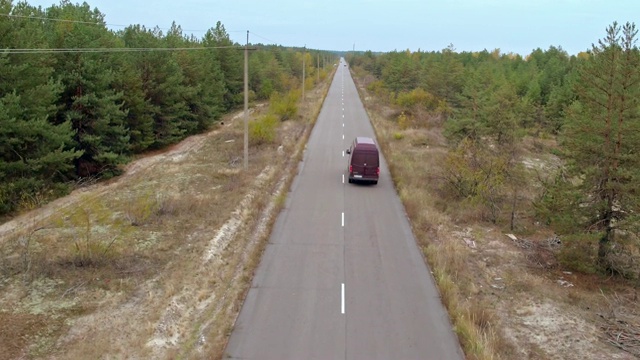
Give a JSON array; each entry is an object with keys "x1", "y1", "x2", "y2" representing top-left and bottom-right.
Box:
[{"x1": 224, "y1": 59, "x2": 463, "y2": 359}]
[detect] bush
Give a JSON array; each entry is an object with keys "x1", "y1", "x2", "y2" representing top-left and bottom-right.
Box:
[
  {"x1": 53, "y1": 198, "x2": 124, "y2": 268},
  {"x1": 270, "y1": 91, "x2": 299, "y2": 121},
  {"x1": 395, "y1": 88, "x2": 438, "y2": 110},
  {"x1": 249, "y1": 114, "x2": 278, "y2": 145},
  {"x1": 557, "y1": 234, "x2": 599, "y2": 274},
  {"x1": 439, "y1": 138, "x2": 514, "y2": 224},
  {"x1": 366, "y1": 80, "x2": 388, "y2": 99},
  {"x1": 397, "y1": 111, "x2": 410, "y2": 130},
  {"x1": 124, "y1": 191, "x2": 168, "y2": 226},
  {"x1": 605, "y1": 231, "x2": 640, "y2": 280},
  {"x1": 0, "y1": 179, "x2": 69, "y2": 216}
]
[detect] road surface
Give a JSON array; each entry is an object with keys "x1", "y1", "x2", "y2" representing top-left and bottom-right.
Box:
[{"x1": 224, "y1": 59, "x2": 463, "y2": 359}]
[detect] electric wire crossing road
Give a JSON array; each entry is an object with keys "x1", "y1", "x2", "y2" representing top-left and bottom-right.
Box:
[{"x1": 224, "y1": 59, "x2": 463, "y2": 359}]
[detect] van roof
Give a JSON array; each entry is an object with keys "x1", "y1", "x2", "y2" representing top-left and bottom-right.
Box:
[{"x1": 355, "y1": 137, "x2": 375, "y2": 145}]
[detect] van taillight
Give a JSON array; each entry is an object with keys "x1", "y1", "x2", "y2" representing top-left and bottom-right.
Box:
[
  {"x1": 349, "y1": 165, "x2": 353, "y2": 173},
  {"x1": 377, "y1": 167, "x2": 380, "y2": 175}
]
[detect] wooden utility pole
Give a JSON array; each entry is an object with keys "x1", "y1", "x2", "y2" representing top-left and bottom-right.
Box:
[{"x1": 243, "y1": 30, "x2": 249, "y2": 170}]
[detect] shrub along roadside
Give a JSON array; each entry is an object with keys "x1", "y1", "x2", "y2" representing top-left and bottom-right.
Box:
[{"x1": 249, "y1": 114, "x2": 279, "y2": 145}]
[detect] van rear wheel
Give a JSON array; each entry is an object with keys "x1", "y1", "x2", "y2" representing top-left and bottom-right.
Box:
[
  {"x1": 348, "y1": 178, "x2": 352, "y2": 183},
  {"x1": 372, "y1": 180, "x2": 378, "y2": 185}
]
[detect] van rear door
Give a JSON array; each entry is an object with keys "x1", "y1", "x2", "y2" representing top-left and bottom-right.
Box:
[
  {"x1": 351, "y1": 150, "x2": 378, "y2": 179},
  {"x1": 362, "y1": 152, "x2": 379, "y2": 177},
  {"x1": 351, "y1": 151, "x2": 366, "y2": 178}
]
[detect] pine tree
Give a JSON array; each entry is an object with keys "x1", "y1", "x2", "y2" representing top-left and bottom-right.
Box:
[
  {"x1": 422, "y1": 45, "x2": 464, "y2": 108},
  {"x1": 0, "y1": 1, "x2": 82, "y2": 213},
  {"x1": 381, "y1": 51, "x2": 419, "y2": 93},
  {"x1": 167, "y1": 23, "x2": 225, "y2": 134},
  {"x1": 549, "y1": 22, "x2": 640, "y2": 271},
  {"x1": 205, "y1": 22, "x2": 242, "y2": 110},
  {"x1": 249, "y1": 50, "x2": 281, "y2": 99},
  {"x1": 44, "y1": 2, "x2": 130, "y2": 177},
  {"x1": 112, "y1": 50, "x2": 156, "y2": 153},
  {"x1": 443, "y1": 61, "x2": 526, "y2": 224},
  {"x1": 445, "y1": 63, "x2": 496, "y2": 142},
  {"x1": 120, "y1": 25, "x2": 190, "y2": 149}
]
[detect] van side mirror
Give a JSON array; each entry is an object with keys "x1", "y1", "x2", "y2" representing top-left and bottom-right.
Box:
[{"x1": 346, "y1": 149, "x2": 351, "y2": 154}]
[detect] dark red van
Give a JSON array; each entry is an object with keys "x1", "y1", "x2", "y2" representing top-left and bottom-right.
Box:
[{"x1": 346, "y1": 137, "x2": 380, "y2": 184}]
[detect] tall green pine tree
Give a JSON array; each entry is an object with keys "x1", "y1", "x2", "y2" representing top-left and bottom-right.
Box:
[
  {"x1": 205, "y1": 22, "x2": 243, "y2": 110},
  {"x1": 547, "y1": 22, "x2": 640, "y2": 271},
  {"x1": 0, "y1": 1, "x2": 81, "y2": 214},
  {"x1": 44, "y1": 2, "x2": 129, "y2": 177}
]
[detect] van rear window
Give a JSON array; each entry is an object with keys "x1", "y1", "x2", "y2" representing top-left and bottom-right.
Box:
[{"x1": 353, "y1": 152, "x2": 378, "y2": 166}]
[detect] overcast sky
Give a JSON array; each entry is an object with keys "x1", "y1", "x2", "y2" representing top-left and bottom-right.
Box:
[{"x1": 24, "y1": 0, "x2": 639, "y2": 55}]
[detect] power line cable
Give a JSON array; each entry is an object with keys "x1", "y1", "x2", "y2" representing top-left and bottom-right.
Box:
[
  {"x1": 0, "y1": 13, "x2": 124, "y2": 27},
  {"x1": 1, "y1": 45, "x2": 244, "y2": 54},
  {"x1": 1, "y1": 13, "x2": 292, "y2": 47},
  {"x1": 249, "y1": 31, "x2": 278, "y2": 45},
  {"x1": 0, "y1": 13, "x2": 219, "y2": 33},
  {"x1": 2, "y1": 13, "x2": 322, "y2": 53},
  {"x1": 249, "y1": 31, "x2": 317, "y2": 50}
]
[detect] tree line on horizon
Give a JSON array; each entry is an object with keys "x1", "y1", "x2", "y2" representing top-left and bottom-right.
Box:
[
  {"x1": 0, "y1": 0, "x2": 336, "y2": 216},
  {"x1": 348, "y1": 22, "x2": 640, "y2": 278}
]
